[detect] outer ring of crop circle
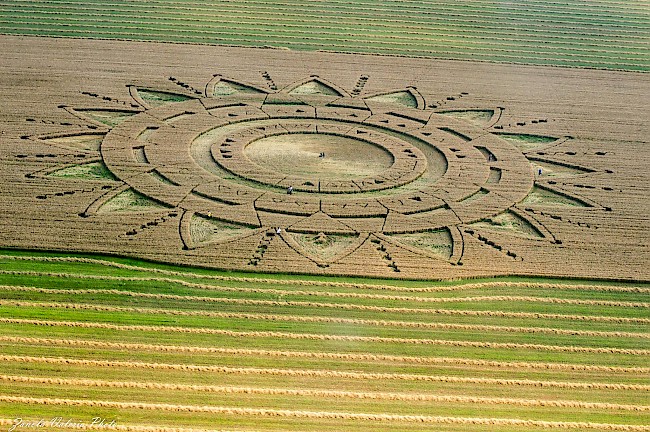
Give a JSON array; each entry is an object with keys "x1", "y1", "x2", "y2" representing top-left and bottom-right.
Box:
[{"x1": 101, "y1": 98, "x2": 536, "y2": 233}]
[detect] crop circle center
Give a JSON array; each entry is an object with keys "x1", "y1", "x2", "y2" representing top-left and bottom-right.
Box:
[{"x1": 244, "y1": 133, "x2": 393, "y2": 180}]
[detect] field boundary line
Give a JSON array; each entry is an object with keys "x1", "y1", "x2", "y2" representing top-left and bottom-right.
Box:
[
  {"x1": 2, "y1": 18, "x2": 647, "y2": 55},
  {"x1": 1, "y1": 256, "x2": 647, "y2": 293},
  {"x1": 2, "y1": 374, "x2": 647, "y2": 411},
  {"x1": 0, "y1": 25, "x2": 647, "y2": 69},
  {"x1": 3, "y1": 13, "x2": 647, "y2": 59},
  {"x1": 3, "y1": 336, "x2": 645, "y2": 373},
  {"x1": 1, "y1": 395, "x2": 648, "y2": 430}
]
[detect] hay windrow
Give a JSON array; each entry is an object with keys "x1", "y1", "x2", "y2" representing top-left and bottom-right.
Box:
[
  {"x1": 1, "y1": 375, "x2": 647, "y2": 411},
  {"x1": 6, "y1": 303, "x2": 650, "y2": 340},
  {"x1": 2, "y1": 297, "x2": 646, "y2": 325},
  {"x1": 1, "y1": 396, "x2": 648, "y2": 430},
  {"x1": 0, "y1": 317, "x2": 647, "y2": 355},
  {"x1": 3, "y1": 355, "x2": 646, "y2": 391},
  {"x1": 1, "y1": 336, "x2": 647, "y2": 373},
  {"x1": 2, "y1": 283, "x2": 646, "y2": 308}
]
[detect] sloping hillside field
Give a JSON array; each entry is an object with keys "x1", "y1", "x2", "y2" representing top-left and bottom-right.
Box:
[
  {"x1": 0, "y1": 36, "x2": 648, "y2": 280},
  {"x1": 0, "y1": 0, "x2": 648, "y2": 71},
  {"x1": 0, "y1": 250, "x2": 648, "y2": 431}
]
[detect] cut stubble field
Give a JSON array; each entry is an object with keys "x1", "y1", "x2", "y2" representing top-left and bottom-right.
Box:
[{"x1": 0, "y1": 250, "x2": 647, "y2": 431}]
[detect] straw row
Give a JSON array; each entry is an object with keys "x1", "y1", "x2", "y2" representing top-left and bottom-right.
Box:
[
  {"x1": 2, "y1": 297, "x2": 647, "y2": 325},
  {"x1": 3, "y1": 336, "x2": 645, "y2": 373},
  {"x1": 4, "y1": 13, "x2": 645, "y2": 62},
  {"x1": 2, "y1": 375, "x2": 647, "y2": 411},
  {"x1": 2, "y1": 282, "x2": 647, "y2": 308},
  {"x1": 1, "y1": 355, "x2": 646, "y2": 391},
  {"x1": 8, "y1": 0, "x2": 649, "y2": 35},
  {"x1": 6, "y1": 1, "x2": 645, "y2": 49},
  {"x1": 1, "y1": 293, "x2": 646, "y2": 339},
  {"x1": 13, "y1": 0, "x2": 647, "y2": 23},
  {"x1": 2, "y1": 317, "x2": 647, "y2": 355},
  {"x1": 1, "y1": 396, "x2": 648, "y2": 430},
  {"x1": 8, "y1": 8, "x2": 647, "y2": 50},
  {"x1": 1, "y1": 255, "x2": 646, "y2": 293}
]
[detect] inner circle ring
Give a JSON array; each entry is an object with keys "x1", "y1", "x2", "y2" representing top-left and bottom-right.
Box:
[{"x1": 210, "y1": 120, "x2": 428, "y2": 193}]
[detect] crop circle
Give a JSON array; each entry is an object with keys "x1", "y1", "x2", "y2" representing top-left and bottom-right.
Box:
[{"x1": 101, "y1": 89, "x2": 535, "y2": 238}]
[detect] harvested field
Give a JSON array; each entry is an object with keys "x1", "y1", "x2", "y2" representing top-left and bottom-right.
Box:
[
  {"x1": 0, "y1": 0, "x2": 648, "y2": 72},
  {"x1": 0, "y1": 251, "x2": 648, "y2": 431},
  {"x1": 0, "y1": 35, "x2": 648, "y2": 279}
]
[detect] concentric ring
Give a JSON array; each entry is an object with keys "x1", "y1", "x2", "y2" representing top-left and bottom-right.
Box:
[
  {"x1": 210, "y1": 121, "x2": 427, "y2": 193},
  {"x1": 101, "y1": 97, "x2": 534, "y2": 234}
]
